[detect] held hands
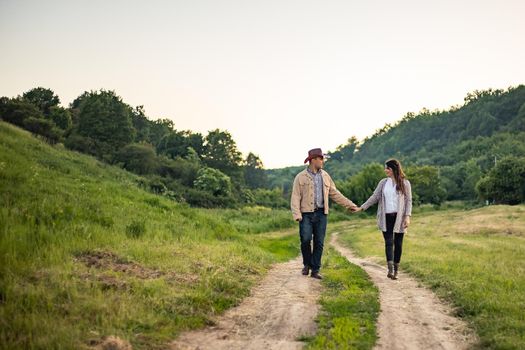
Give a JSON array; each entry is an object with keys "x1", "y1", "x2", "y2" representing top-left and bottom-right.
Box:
[{"x1": 349, "y1": 206, "x2": 363, "y2": 213}]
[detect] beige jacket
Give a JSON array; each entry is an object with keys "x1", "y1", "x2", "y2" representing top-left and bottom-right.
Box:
[{"x1": 290, "y1": 168, "x2": 356, "y2": 221}]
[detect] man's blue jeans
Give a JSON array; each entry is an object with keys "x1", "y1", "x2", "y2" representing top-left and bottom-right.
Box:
[{"x1": 299, "y1": 209, "x2": 328, "y2": 273}]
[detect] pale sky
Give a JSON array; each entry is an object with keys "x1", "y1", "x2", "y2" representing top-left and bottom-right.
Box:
[{"x1": 1, "y1": 0, "x2": 524, "y2": 168}]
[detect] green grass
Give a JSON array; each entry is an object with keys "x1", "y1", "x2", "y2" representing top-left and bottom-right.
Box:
[
  {"x1": 0, "y1": 121, "x2": 302, "y2": 349},
  {"x1": 334, "y1": 205, "x2": 525, "y2": 349},
  {"x1": 205, "y1": 204, "x2": 351, "y2": 234},
  {"x1": 305, "y1": 246, "x2": 379, "y2": 350}
]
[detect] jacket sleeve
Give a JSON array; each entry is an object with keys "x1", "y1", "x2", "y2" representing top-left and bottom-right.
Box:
[
  {"x1": 328, "y1": 177, "x2": 356, "y2": 209},
  {"x1": 290, "y1": 175, "x2": 302, "y2": 221},
  {"x1": 361, "y1": 179, "x2": 384, "y2": 211},
  {"x1": 405, "y1": 180, "x2": 412, "y2": 216}
]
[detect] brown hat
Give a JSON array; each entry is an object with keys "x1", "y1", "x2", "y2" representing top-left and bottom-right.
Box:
[{"x1": 304, "y1": 148, "x2": 330, "y2": 164}]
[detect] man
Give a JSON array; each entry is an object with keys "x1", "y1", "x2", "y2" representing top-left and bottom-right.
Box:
[{"x1": 291, "y1": 148, "x2": 358, "y2": 279}]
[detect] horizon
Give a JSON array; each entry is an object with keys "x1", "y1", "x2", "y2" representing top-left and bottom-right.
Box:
[{"x1": 1, "y1": 0, "x2": 525, "y2": 168}]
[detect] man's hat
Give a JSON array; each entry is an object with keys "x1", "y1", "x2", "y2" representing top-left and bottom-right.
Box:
[{"x1": 304, "y1": 148, "x2": 330, "y2": 164}]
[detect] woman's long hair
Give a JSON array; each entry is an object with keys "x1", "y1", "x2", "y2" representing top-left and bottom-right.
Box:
[{"x1": 385, "y1": 159, "x2": 407, "y2": 196}]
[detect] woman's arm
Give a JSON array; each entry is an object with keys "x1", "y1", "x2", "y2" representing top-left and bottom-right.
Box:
[
  {"x1": 403, "y1": 180, "x2": 412, "y2": 228},
  {"x1": 405, "y1": 180, "x2": 412, "y2": 216}
]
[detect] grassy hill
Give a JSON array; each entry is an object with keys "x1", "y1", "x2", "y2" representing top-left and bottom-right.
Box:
[{"x1": 0, "y1": 121, "x2": 305, "y2": 349}]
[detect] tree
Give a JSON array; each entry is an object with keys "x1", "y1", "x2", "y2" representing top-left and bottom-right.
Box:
[
  {"x1": 0, "y1": 98, "x2": 44, "y2": 127},
  {"x1": 330, "y1": 136, "x2": 359, "y2": 162},
  {"x1": 441, "y1": 160, "x2": 482, "y2": 200},
  {"x1": 203, "y1": 129, "x2": 243, "y2": 178},
  {"x1": 114, "y1": 143, "x2": 159, "y2": 175},
  {"x1": 22, "y1": 87, "x2": 60, "y2": 115},
  {"x1": 505, "y1": 102, "x2": 525, "y2": 132},
  {"x1": 156, "y1": 130, "x2": 204, "y2": 159},
  {"x1": 476, "y1": 156, "x2": 525, "y2": 204},
  {"x1": 75, "y1": 90, "x2": 135, "y2": 158},
  {"x1": 193, "y1": 167, "x2": 232, "y2": 196},
  {"x1": 244, "y1": 152, "x2": 268, "y2": 189},
  {"x1": 131, "y1": 106, "x2": 151, "y2": 143},
  {"x1": 157, "y1": 131, "x2": 188, "y2": 158},
  {"x1": 405, "y1": 166, "x2": 447, "y2": 205},
  {"x1": 337, "y1": 163, "x2": 385, "y2": 205},
  {"x1": 148, "y1": 118, "x2": 175, "y2": 147},
  {"x1": 465, "y1": 110, "x2": 497, "y2": 137},
  {"x1": 48, "y1": 106, "x2": 72, "y2": 130},
  {"x1": 186, "y1": 132, "x2": 206, "y2": 158}
]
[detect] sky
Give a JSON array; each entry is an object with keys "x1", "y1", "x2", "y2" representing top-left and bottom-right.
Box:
[{"x1": 1, "y1": 0, "x2": 524, "y2": 168}]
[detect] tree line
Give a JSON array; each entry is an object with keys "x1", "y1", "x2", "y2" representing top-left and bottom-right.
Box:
[
  {"x1": 268, "y1": 86, "x2": 525, "y2": 206},
  {"x1": 0, "y1": 88, "x2": 287, "y2": 208},
  {"x1": 2, "y1": 85, "x2": 524, "y2": 208}
]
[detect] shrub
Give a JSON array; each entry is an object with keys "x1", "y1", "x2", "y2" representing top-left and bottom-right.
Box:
[
  {"x1": 23, "y1": 117, "x2": 62, "y2": 144},
  {"x1": 115, "y1": 143, "x2": 159, "y2": 175},
  {"x1": 193, "y1": 167, "x2": 232, "y2": 196}
]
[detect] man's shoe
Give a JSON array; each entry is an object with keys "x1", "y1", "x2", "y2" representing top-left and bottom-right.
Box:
[
  {"x1": 302, "y1": 266, "x2": 310, "y2": 276},
  {"x1": 311, "y1": 271, "x2": 323, "y2": 280}
]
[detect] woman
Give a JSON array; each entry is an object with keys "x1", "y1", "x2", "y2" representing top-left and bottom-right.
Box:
[{"x1": 354, "y1": 159, "x2": 412, "y2": 280}]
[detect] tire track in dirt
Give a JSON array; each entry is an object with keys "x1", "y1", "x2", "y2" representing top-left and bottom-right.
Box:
[
  {"x1": 330, "y1": 232, "x2": 477, "y2": 350},
  {"x1": 170, "y1": 256, "x2": 322, "y2": 350}
]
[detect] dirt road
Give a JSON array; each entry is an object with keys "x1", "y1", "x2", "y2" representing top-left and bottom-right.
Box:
[
  {"x1": 170, "y1": 233, "x2": 477, "y2": 350},
  {"x1": 331, "y1": 232, "x2": 477, "y2": 350},
  {"x1": 170, "y1": 256, "x2": 322, "y2": 350}
]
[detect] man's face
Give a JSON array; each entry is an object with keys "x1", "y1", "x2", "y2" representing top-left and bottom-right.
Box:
[{"x1": 311, "y1": 156, "x2": 324, "y2": 170}]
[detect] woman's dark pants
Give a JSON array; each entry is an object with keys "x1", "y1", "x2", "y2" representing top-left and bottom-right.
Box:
[{"x1": 383, "y1": 213, "x2": 404, "y2": 263}]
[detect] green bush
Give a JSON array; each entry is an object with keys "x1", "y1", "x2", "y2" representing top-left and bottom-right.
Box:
[
  {"x1": 23, "y1": 117, "x2": 62, "y2": 144},
  {"x1": 185, "y1": 188, "x2": 235, "y2": 208},
  {"x1": 251, "y1": 188, "x2": 288, "y2": 208},
  {"x1": 193, "y1": 167, "x2": 232, "y2": 196},
  {"x1": 158, "y1": 156, "x2": 201, "y2": 187},
  {"x1": 115, "y1": 143, "x2": 159, "y2": 175}
]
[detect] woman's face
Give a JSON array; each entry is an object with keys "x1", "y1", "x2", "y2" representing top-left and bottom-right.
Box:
[{"x1": 384, "y1": 166, "x2": 393, "y2": 177}]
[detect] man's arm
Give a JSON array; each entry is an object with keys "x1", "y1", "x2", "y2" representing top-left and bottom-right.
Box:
[
  {"x1": 290, "y1": 176, "x2": 302, "y2": 221},
  {"x1": 328, "y1": 177, "x2": 357, "y2": 210}
]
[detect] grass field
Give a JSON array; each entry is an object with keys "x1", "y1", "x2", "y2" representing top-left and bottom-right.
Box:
[
  {"x1": 0, "y1": 121, "x2": 303, "y2": 349},
  {"x1": 0, "y1": 121, "x2": 368, "y2": 349},
  {"x1": 335, "y1": 205, "x2": 525, "y2": 349},
  {"x1": 9, "y1": 118, "x2": 523, "y2": 349}
]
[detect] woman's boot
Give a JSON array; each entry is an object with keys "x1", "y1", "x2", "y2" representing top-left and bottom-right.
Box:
[
  {"x1": 387, "y1": 261, "x2": 394, "y2": 279},
  {"x1": 393, "y1": 263, "x2": 399, "y2": 280}
]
